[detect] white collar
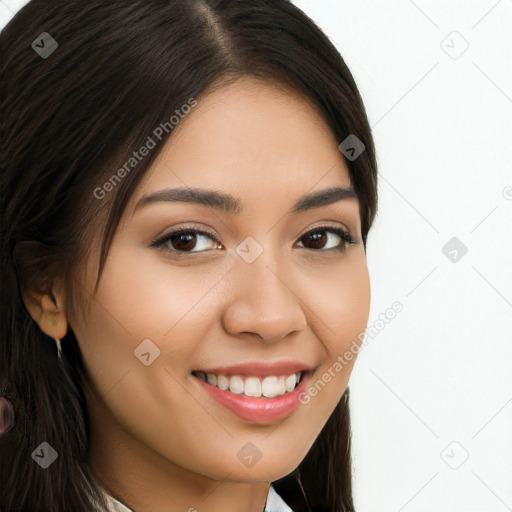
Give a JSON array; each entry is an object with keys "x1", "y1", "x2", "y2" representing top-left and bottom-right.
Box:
[
  {"x1": 265, "y1": 484, "x2": 295, "y2": 512},
  {"x1": 102, "y1": 483, "x2": 294, "y2": 512}
]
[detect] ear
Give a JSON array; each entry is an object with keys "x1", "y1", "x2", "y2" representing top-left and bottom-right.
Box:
[{"x1": 22, "y1": 277, "x2": 68, "y2": 340}]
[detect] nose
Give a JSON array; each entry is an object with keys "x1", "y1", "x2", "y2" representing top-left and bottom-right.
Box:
[{"x1": 221, "y1": 250, "x2": 308, "y2": 344}]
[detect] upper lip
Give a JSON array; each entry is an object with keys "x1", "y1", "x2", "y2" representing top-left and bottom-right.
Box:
[{"x1": 193, "y1": 360, "x2": 314, "y2": 378}]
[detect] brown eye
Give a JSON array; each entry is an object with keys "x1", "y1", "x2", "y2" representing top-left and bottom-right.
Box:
[
  {"x1": 297, "y1": 227, "x2": 355, "y2": 251},
  {"x1": 150, "y1": 228, "x2": 221, "y2": 256},
  {"x1": 302, "y1": 230, "x2": 328, "y2": 249},
  {"x1": 169, "y1": 232, "x2": 198, "y2": 251}
]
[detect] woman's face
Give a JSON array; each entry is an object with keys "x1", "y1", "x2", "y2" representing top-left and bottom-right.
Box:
[{"x1": 71, "y1": 76, "x2": 370, "y2": 506}]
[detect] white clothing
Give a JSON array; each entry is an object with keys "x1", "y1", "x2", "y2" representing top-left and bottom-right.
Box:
[{"x1": 101, "y1": 483, "x2": 294, "y2": 512}]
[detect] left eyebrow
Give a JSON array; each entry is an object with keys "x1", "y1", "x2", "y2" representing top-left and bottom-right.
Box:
[
  {"x1": 291, "y1": 186, "x2": 358, "y2": 213},
  {"x1": 133, "y1": 185, "x2": 358, "y2": 215}
]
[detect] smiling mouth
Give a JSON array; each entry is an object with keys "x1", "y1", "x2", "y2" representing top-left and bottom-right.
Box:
[{"x1": 191, "y1": 370, "x2": 307, "y2": 398}]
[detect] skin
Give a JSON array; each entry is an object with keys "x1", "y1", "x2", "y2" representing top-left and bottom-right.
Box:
[{"x1": 24, "y1": 76, "x2": 371, "y2": 512}]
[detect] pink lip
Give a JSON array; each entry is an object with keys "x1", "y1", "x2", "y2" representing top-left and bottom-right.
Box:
[
  {"x1": 193, "y1": 360, "x2": 313, "y2": 378},
  {"x1": 192, "y1": 371, "x2": 311, "y2": 424}
]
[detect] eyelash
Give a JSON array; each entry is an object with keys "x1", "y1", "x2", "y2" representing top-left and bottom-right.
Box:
[{"x1": 149, "y1": 225, "x2": 357, "y2": 258}]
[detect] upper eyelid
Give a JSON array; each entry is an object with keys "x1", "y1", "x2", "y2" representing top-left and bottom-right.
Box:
[{"x1": 157, "y1": 223, "x2": 351, "y2": 238}]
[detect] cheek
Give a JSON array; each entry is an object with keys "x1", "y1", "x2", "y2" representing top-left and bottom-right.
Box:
[
  {"x1": 298, "y1": 253, "x2": 370, "y2": 415},
  {"x1": 80, "y1": 244, "x2": 223, "y2": 345},
  {"x1": 307, "y1": 252, "x2": 371, "y2": 355},
  {"x1": 72, "y1": 247, "x2": 195, "y2": 396},
  {"x1": 73, "y1": 250, "x2": 233, "y2": 475}
]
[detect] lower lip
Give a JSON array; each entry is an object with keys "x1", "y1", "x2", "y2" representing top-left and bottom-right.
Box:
[{"x1": 192, "y1": 372, "x2": 310, "y2": 424}]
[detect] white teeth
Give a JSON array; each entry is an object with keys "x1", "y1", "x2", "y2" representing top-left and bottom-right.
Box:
[
  {"x1": 217, "y1": 375, "x2": 229, "y2": 391},
  {"x1": 229, "y1": 375, "x2": 244, "y2": 394},
  {"x1": 261, "y1": 376, "x2": 284, "y2": 397},
  {"x1": 285, "y1": 374, "x2": 297, "y2": 392},
  {"x1": 244, "y1": 377, "x2": 262, "y2": 397},
  {"x1": 196, "y1": 371, "x2": 302, "y2": 397}
]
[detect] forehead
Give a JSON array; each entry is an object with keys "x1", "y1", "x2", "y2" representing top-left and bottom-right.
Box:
[{"x1": 128, "y1": 76, "x2": 353, "y2": 216}]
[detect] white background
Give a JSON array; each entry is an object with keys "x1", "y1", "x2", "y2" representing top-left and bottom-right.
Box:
[{"x1": 2, "y1": 1, "x2": 511, "y2": 510}]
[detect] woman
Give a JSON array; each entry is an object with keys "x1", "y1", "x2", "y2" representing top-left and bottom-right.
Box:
[{"x1": 0, "y1": 1, "x2": 378, "y2": 511}]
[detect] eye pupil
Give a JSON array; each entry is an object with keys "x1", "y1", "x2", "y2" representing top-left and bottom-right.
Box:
[
  {"x1": 304, "y1": 231, "x2": 327, "y2": 249},
  {"x1": 172, "y1": 233, "x2": 196, "y2": 251}
]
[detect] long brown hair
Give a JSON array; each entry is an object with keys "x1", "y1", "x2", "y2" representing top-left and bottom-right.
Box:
[{"x1": 0, "y1": 1, "x2": 377, "y2": 510}]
